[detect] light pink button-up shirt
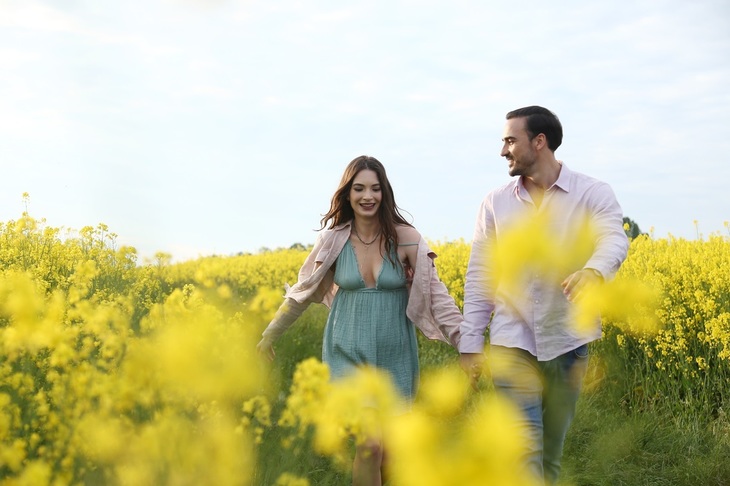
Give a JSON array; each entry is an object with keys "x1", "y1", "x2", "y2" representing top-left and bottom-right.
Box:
[{"x1": 460, "y1": 163, "x2": 629, "y2": 361}]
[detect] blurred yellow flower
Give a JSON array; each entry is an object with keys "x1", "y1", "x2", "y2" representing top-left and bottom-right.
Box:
[
  {"x1": 489, "y1": 211, "x2": 596, "y2": 295},
  {"x1": 276, "y1": 473, "x2": 310, "y2": 486},
  {"x1": 417, "y1": 365, "x2": 470, "y2": 417}
]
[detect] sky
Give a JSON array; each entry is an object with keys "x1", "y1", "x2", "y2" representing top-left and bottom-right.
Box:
[{"x1": 1, "y1": 0, "x2": 729, "y2": 263}]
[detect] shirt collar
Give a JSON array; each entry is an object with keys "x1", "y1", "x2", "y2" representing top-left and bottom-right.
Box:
[
  {"x1": 552, "y1": 161, "x2": 571, "y2": 192},
  {"x1": 515, "y1": 160, "x2": 571, "y2": 195}
]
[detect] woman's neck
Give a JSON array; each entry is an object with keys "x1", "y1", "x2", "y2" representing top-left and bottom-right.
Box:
[{"x1": 353, "y1": 218, "x2": 381, "y2": 240}]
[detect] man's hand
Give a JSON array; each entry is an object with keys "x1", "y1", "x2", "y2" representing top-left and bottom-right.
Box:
[
  {"x1": 459, "y1": 353, "x2": 485, "y2": 391},
  {"x1": 256, "y1": 338, "x2": 276, "y2": 362},
  {"x1": 561, "y1": 268, "x2": 603, "y2": 303}
]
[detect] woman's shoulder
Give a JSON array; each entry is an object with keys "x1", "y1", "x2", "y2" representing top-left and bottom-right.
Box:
[
  {"x1": 311, "y1": 223, "x2": 351, "y2": 249},
  {"x1": 319, "y1": 222, "x2": 351, "y2": 236},
  {"x1": 395, "y1": 224, "x2": 421, "y2": 244}
]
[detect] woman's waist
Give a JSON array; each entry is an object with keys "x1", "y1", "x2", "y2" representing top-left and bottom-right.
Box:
[{"x1": 336, "y1": 286, "x2": 408, "y2": 294}]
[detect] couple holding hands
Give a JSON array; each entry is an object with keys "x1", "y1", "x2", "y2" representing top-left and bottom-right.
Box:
[{"x1": 257, "y1": 106, "x2": 629, "y2": 486}]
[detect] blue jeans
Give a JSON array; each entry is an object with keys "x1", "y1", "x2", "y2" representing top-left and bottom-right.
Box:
[{"x1": 488, "y1": 344, "x2": 589, "y2": 485}]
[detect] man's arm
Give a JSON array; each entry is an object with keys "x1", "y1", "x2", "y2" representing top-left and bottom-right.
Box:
[
  {"x1": 460, "y1": 199, "x2": 496, "y2": 353},
  {"x1": 583, "y1": 182, "x2": 630, "y2": 279}
]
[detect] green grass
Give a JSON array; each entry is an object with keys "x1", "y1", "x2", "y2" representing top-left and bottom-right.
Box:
[
  {"x1": 561, "y1": 385, "x2": 730, "y2": 485},
  {"x1": 251, "y1": 306, "x2": 334, "y2": 485},
  {"x1": 251, "y1": 307, "x2": 730, "y2": 486}
]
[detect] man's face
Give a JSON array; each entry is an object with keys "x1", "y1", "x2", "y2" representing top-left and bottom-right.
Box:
[{"x1": 500, "y1": 117, "x2": 538, "y2": 177}]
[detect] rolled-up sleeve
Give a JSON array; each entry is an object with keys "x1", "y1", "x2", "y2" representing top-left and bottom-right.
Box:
[{"x1": 583, "y1": 182, "x2": 630, "y2": 280}]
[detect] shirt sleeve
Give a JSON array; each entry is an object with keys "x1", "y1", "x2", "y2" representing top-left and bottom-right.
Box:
[
  {"x1": 460, "y1": 197, "x2": 497, "y2": 353},
  {"x1": 583, "y1": 182, "x2": 630, "y2": 280}
]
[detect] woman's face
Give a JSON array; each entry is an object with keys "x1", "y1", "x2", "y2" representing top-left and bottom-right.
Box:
[{"x1": 349, "y1": 169, "x2": 382, "y2": 220}]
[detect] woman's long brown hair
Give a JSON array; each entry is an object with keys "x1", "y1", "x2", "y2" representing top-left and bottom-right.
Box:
[{"x1": 320, "y1": 155, "x2": 412, "y2": 265}]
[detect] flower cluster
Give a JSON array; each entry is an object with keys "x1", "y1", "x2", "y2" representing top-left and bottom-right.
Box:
[
  {"x1": 601, "y1": 232, "x2": 730, "y2": 413},
  {"x1": 0, "y1": 213, "x2": 268, "y2": 485},
  {"x1": 274, "y1": 359, "x2": 539, "y2": 485}
]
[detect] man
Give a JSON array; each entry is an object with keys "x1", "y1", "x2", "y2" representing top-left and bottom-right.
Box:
[{"x1": 460, "y1": 106, "x2": 629, "y2": 485}]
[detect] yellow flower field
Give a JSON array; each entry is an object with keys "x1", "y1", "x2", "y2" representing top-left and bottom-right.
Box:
[{"x1": 0, "y1": 212, "x2": 728, "y2": 485}]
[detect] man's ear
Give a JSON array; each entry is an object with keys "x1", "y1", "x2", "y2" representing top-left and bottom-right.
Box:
[{"x1": 534, "y1": 133, "x2": 547, "y2": 150}]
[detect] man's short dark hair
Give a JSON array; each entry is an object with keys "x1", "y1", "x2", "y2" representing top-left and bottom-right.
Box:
[{"x1": 506, "y1": 106, "x2": 563, "y2": 152}]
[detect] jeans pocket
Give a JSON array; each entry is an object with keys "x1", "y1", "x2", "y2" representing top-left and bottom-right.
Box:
[{"x1": 574, "y1": 344, "x2": 589, "y2": 359}]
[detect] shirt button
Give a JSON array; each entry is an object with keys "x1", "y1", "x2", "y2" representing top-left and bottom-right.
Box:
[{"x1": 534, "y1": 300, "x2": 540, "y2": 304}]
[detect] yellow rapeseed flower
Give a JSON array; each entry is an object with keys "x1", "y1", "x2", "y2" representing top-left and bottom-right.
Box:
[
  {"x1": 417, "y1": 365, "x2": 470, "y2": 417},
  {"x1": 489, "y1": 211, "x2": 596, "y2": 295}
]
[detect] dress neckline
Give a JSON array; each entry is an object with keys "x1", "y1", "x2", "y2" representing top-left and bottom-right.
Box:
[{"x1": 347, "y1": 239, "x2": 385, "y2": 290}]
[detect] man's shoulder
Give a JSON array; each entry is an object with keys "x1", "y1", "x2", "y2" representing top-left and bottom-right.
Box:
[
  {"x1": 562, "y1": 166, "x2": 620, "y2": 206},
  {"x1": 563, "y1": 164, "x2": 608, "y2": 186}
]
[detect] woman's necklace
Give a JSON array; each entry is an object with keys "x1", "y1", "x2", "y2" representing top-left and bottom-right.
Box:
[{"x1": 353, "y1": 228, "x2": 381, "y2": 247}]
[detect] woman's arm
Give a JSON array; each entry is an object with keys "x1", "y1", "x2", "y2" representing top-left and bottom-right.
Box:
[
  {"x1": 396, "y1": 225, "x2": 421, "y2": 272},
  {"x1": 256, "y1": 296, "x2": 313, "y2": 360},
  {"x1": 256, "y1": 232, "x2": 334, "y2": 360},
  {"x1": 402, "y1": 227, "x2": 463, "y2": 349}
]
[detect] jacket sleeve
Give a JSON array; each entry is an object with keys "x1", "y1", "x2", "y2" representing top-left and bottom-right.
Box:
[
  {"x1": 427, "y1": 258, "x2": 462, "y2": 349},
  {"x1": 259, "y1": 231, "x2": 332, "y2": 343},
  {"x1": 407, "y1": 239, "x2": 462, "y2": 349},
  {"x1": 260, "y1": 296, "x2": 312, "y2": 342}
]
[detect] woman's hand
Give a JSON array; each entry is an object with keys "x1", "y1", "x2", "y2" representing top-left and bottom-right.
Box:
[
  {"x1": 403, "y1": 263, "x2": 414, "y2": 285},
  {"x1": 256, "y1": 338, "x2": 276, "y2": 362}
]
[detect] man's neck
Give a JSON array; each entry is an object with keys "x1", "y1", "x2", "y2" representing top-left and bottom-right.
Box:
[{"x1": 522, "y1": 157, "x2": 562, "y2": 207}]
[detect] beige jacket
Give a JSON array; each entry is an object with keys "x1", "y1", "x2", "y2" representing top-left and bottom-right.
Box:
[{"x1": 261, "y1": 222, "x2": 462, "y2": 349}]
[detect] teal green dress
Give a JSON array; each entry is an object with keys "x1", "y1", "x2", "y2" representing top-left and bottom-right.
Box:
[{"x1": 322, "y1": 240, "x2": 419, "y2": 401}]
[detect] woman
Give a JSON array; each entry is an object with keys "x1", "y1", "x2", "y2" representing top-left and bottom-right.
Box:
[{"x1": 257, "y1": 155, "x2": 462, "y2": 485}]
